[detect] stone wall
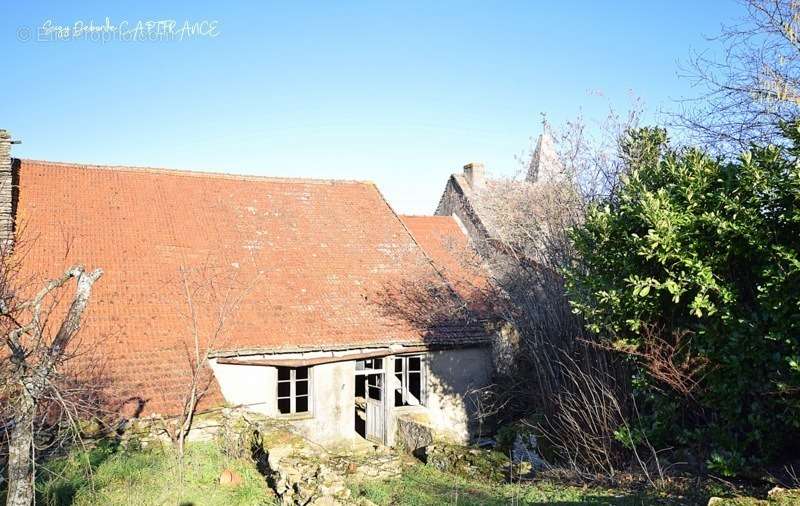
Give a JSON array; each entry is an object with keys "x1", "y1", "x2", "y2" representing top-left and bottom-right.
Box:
[
  {"x1": 116, "y1": 407, "x2": 398, "y2": 505},
  {"x1": 434, "y1": 175, "x2": 493, "y2": 258},
  {"x1": 0, "y1": 130, "x2": 14, "y2": 248}
]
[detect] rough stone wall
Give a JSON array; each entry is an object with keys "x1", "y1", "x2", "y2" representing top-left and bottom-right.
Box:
[
  {"x1": 117, "y1": 408, "x2": 391, "y2": 506},
  {"x1": 434, "y1": 176, "x2": 493, "y2": 258},
  {"x1": 435, "y1": 176, "x2": 486, "y2": 245},
  {"x1": 0, "y1": 130, "x2": 14, "y2": 248},
  {"x1": 394, "y1": 412, "x2": 434, "y2": 454}
]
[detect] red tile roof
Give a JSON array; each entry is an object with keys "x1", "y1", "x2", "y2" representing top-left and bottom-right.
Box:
[
  {"x1": 400, "y1": 215, "x2": 489, "y2": 305},
  {"x1": 15, "y1": 160, "x2": 486, "y2": 416}
]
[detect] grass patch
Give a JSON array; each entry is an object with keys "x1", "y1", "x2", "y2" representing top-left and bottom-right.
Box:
[
  {"x1": 349, "y1": 464, "x2": 800, "y2": 506},
  {"x1": 4, "y1": 439, "x2": 798, "y2": 506},
  {"x1": 349, "y1": 464, "x2": 662, "y2": 505},
  {"x1": 33, "y1": 441, "x2": 276, "y2": 506}
]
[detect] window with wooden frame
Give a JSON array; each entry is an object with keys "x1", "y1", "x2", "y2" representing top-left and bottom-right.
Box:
[
  {"x1": 394, "y1": 355, "x2": 425, "y2": 407},
  {"x1": 277, "y1": 366, "x2": 312, "y2": 415}
]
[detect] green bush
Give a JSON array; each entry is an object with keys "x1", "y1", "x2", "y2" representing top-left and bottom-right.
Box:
[{"x1": 565, "y1": 125, "x2": 800, "y2": 469}]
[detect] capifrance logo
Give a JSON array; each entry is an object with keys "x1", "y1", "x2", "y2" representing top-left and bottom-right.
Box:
[{"x1": 17, "y1": 18, "x2": 220, "y2": 43}]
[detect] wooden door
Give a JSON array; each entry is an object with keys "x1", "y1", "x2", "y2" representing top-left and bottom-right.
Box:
[{"x1": 365, "y1": 373, "x2": 384, "y2": 443}]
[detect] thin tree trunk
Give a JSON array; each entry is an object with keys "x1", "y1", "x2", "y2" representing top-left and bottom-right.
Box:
[
  {"x1": 177, "y1": 383, "x2": 197, "y2": 474},
  {"x1": 6, "y1": 394, "x2": 34, "y2": 506}
]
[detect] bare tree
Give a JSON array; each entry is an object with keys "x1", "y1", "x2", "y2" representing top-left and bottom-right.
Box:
[
  {"x1": 1, "y1": 240, "x2": 102, "y2": 506},
  {"x1": 157, "y1": 261, "x2": 255, "y2": 474},
  {"x1": 676, "y1": 0, "x2": 800, "y2": 151}
]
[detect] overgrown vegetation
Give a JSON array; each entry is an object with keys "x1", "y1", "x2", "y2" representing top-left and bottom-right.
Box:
[
  {"x1": 349, "y1": 461, "x2": 800, "y2": 506},
  {"x1": 11, "y1": 440, "x2": 799, "y2": 506},
  {"x1": 565, "y1": 124, "x2": 800, "y2": 473}
]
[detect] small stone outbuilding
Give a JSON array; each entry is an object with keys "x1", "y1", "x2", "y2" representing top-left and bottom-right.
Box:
[{"x1": 0, "y1": 130, "x2": 495, "y2": 447}]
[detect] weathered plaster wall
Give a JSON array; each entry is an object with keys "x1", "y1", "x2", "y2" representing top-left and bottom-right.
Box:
[
  {"x1": 290, "y1": 361, "x2": 356, "y2": 444},
  {"x1": 424, "y1": 346, "x2": 493, "y2": 441},
  {"x1": 211, "y1": 345, "x2": 493, "y2": 447},
  {"x1": 210, "y1": 359, "x2": 275, "y2": 415},
  {"x1": 210, "y1": 358, "x2": 356, "y2": 445},
  {"x1": 386, "y1": 346, "x2": 493, "y2": 445}
]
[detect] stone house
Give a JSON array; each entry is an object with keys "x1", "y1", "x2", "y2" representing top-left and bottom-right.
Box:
[
  {"x1": 0, "y1": 130, "x2": 494, "y2": 448},
  {"x1": 434, "y1": 127, "x2": 565, "y2": 251}
]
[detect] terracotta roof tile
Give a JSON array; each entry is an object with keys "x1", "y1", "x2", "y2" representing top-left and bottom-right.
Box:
[
  {"x1": 16, "y1": 160, "x2": 486, "y2": 416},
  {"x1": 400, "y1": 215, "x2": 489, "y2": 304}
]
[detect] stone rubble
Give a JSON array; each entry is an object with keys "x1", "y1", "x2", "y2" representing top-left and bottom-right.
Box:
[
  {"x1": 217, "y1": 408, "x2": 400, "y2": 506},
  {"x1": 510, "y1": 433, "x2": 547, "y2": 476},
  {"x1": 117, "y1": 407, "x2": 405, "y2": 505}
]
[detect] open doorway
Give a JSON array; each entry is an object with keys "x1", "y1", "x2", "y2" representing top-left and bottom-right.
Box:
[{"x1": 354, "y1": 358, "x2": 385, "y2": 443}]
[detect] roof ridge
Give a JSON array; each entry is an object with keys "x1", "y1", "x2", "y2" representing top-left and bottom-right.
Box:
[{"x1": 19, "y1": 158, "x2": 373, "y2": 186}]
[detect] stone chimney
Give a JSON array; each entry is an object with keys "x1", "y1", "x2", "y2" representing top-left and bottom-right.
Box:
[
  {"x1": 463, "y1": 162, "x2": 485, "y2": 190},
  {"x1": 0, "y1": 130, "x2": 16, "y2": 248}
]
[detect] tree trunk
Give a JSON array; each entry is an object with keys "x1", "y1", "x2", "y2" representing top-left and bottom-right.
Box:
[
  {"x1": 6, "y1": 394, "x2": 34, "y2": 506},
  {"x1": 4, "y1": 267, "x2": 102, "y2": 506}
]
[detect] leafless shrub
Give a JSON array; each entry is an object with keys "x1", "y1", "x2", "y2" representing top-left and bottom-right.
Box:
[
  {"x1": 533, "y1": 351, "x2": 629, "y2": 479},
  {"x1": 591, "y1": 325, "x2": 712, "y2": 400},
  {"x1": 459, "y1": 106, "x2": 645, "y2": 474},
  {"x1": 465, "y1": 382, "x2": 514, "y2": 438}
]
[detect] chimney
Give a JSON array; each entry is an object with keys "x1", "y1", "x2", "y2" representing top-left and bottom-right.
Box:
[
  {"x1": 463, "y1": 162, "x2": 485, "y2": 190},
  {"x1": 0, "y1": 130, "x2": 17, "y2": 248}
]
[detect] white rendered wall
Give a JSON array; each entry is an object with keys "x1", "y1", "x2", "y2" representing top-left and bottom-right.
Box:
[
  {"x1": 386, "y1": 346, "x2": 493, "y2": 445},
  {"x1": 210, "y1": 346, "x2": 493, "y2": 447}
]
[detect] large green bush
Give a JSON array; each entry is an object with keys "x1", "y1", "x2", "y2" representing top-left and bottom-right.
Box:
[{"x1": 565, "y1": 125, "x2": 800, "y2": 469}]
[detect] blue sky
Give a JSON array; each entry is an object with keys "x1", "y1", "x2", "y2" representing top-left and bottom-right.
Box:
[{"x1": 0, "y1": 1, "x2": 743, "y2": 214}]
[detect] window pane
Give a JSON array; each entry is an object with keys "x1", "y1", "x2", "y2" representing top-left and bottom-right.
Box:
[
  {"x1": 395, "y1": 358, "x2": 403, "y2": 372},
  {"x1": 356, "y1": 360, "x2": 365, "y2": 371},
  {"x1": 409, "y1": 357, "x2": 421, "y2": 371},
  {"x1": 296, "y1": 380, "x2": 308, "y2": 396},
  {"x1": 368, "y1": 386, "x2": 381, "y2": 401},
  {"x1": 368, "y1": 374, "x2": 382, "y2": 388},
  {"x1": 409, "y1": 372, "x2": 421, "y2": 399},
  {"x1": 296, "y1": 395, "x2": 309, "y2": 413},
  {"x1": 395, "y1": 390, "x2": 403, "y2": 407},
  {"x1": 295, "y1": 367, "x2": 309, "y2": 380},
  {"x1": 278, "y1": 397, "x2": 291, "y2": 414},
  {"x1": 374, "y1": 358, "x2": 383, "y2": 369},
  {"x1": 278, "y1": 381, "x2": 290, "y2": 398},
  {"x1": 278, "y1": 367, "x2": 290, "y2": 381}
]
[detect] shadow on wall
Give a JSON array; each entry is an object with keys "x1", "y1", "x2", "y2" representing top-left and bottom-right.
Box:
[{"x1": 370, "y1": 258, "x2": 502, "y2": 436}]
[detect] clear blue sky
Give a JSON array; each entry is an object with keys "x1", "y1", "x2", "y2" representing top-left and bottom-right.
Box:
[{"x1": 0, "y1": 1, "x2": 742, "y2": 214}]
